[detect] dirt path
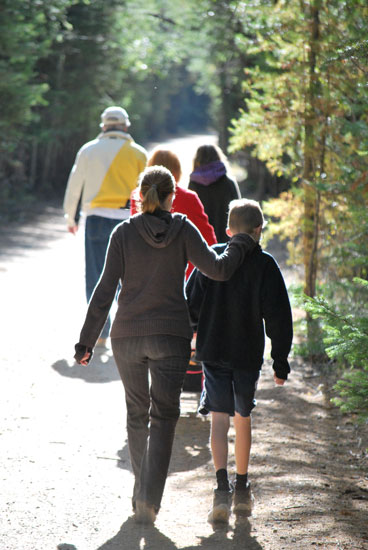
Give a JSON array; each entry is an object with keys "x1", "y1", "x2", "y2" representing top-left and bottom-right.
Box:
[{"x1": 1, "y1": 135, "x2": 367, "y2": 550}]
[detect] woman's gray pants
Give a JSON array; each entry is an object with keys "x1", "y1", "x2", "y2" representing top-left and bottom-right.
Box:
[{"x1": 112, "y1": 334, "x2": 191, "y2": 511}]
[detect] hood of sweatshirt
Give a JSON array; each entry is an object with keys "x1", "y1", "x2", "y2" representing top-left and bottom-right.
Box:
[{"x1": 130, "y1": 210, "x2": 186, "y2": 249}]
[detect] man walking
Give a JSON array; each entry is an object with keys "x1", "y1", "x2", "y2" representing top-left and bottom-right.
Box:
[{"x1": 63, "y1": 106, "x2": 147, "y2": 346}]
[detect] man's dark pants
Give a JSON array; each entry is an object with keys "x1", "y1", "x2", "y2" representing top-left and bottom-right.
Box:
[{"x1": 85, "y1": 215, "x2": 121, "y2": 338}]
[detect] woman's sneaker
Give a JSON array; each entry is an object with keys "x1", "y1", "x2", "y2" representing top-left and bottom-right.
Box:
[
  {"x1": 233, "y1": 481, "x2": 254, "y2": 516},
  {"x1": 207, "y1": 483, "x2": 234, "y2": 524}
]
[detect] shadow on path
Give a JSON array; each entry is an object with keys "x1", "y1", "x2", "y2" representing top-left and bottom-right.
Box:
[
  {"x1": 51, "y1": 349, "x2": 120, "y2": 383},
  {"x1": 115, "y1": 409, "x2": 211, "y2": 475},
  {"x1": 55, "y1": 514, "x2": 263, "y2": 550},
  {"x1": 0, "y1": 204, "x2": 65, "y2": 267}
]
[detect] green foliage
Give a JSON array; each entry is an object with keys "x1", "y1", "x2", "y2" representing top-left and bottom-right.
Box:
[
  {"x1": 228, "y1": 0, "x2": 368, "y2": 364},
  {"x1": 229, "y1": 0, "x2": 368, "y2": 183},
  {"x1": 0, "y1": 0, "x2": 217, "y2": 210},
  {"x1": 0, "y1": 0, "x2": 74, "y2": 209},
  {"x1": 0, "y1": 0, "x2": 71, "y2": 137},
  {"x1": 183, "y1": 0, "x2": 264, "y2": 149},
  {"x1": 0, "y1": 0, "x2": 281, "y2": 208},
  {"x1": 303, "y1": 279, "x2": 368, "y2": 422}
]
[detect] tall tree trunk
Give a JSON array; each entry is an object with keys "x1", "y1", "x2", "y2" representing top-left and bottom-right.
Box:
[
  {"x1": 303, "y1": 0, "x2": 321, "y2": 300},
  {"x1": 40, "y1": 52, "x2": 65, "y2": 189},
  {"x1": 303, "y1": 0, "x2": 322, "y2": 350},
  {"x1": 29, "y1": 138, "x2": 38, "y2": 189},
  {"x1": 218, "y1": 64, "x2": 230, "y2": 151}
]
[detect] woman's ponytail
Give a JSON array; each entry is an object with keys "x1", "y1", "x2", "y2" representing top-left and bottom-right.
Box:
[{"x1": 139, "y1": 166, "x2": 175, "y2": 214}]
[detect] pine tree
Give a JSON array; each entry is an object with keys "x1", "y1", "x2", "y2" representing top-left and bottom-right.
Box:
[{"x1": 304, "y1": 279, "x2": 368, "y2": 421}]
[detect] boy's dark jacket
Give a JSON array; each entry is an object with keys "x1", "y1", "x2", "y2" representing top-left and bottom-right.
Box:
[{"x1": 186, "y1": 242, "x2": 293, "y2": 380}]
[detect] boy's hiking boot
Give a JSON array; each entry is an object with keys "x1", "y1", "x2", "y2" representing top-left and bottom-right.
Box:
[
  {"x1": 208, "y1": 483, "x2": 234, "y2": 524},
  {"x1": 233, "y1": 481, "x2": 253, "y2": 516}
]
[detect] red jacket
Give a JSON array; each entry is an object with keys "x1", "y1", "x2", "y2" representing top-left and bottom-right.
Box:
[{"x1": 130, "y1": 185, "x2": 217, "y2": 278}]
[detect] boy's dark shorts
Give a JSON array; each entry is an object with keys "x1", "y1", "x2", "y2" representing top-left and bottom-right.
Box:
[{"x1": 198, "y1": 362, "x2": 260, "y2": 418}]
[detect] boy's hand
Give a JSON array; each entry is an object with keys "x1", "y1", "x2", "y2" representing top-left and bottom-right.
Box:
[{"x1": 274, "y1": 373, "x2": 286, "y2": 386}]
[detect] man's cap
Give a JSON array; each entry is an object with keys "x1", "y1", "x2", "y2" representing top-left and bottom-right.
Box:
[{"x1": 100, "y1": 106, "x2": 131, "y2": 128}]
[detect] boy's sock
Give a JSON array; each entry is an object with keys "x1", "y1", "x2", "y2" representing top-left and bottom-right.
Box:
[
  {"x1": 235, "y1": 472, "x2": 248, "y2": 490},
  {"x1": 216, "y1": 468, "x2": 230, "y2": 491}
]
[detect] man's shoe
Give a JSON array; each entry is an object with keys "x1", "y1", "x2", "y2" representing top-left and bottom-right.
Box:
[
  {"x1": 208, "y1": 484, "x2": 233, "y2": 524},
  {"x1": 134, "y1": 500, "x2": 157, "y2": 524},
  {"x1": 233, "y1": 482, "x2": 254, "y2": 516}
]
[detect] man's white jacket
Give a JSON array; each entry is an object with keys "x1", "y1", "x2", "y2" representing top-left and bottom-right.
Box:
[{"x1": 63, "y1": 130, "x2": 147, "y2": 227}]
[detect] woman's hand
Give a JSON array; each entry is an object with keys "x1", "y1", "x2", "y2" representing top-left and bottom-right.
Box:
[
  {"x1": 79, "y1": 351, "x2": 91, "y2": 366},
  {"x1": 74, "y1": 343, "x2": 93, "y2": 365}
]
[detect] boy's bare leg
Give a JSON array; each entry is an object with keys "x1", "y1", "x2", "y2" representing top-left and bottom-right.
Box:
[
  {"x1": 208, "y1": 412, "x2": 232, "y2": 523},
  {"x1": 233, "y1": 413, "x2": 253, "y2": 515},
  {"x1": 210, "y1": 412, "x2": 230, "y2": 470},
  {"x1": 233, "y1": 413, "x2": 251, "y2": 475}
]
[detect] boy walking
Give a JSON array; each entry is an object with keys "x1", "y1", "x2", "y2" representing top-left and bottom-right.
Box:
[{"x1": 186, "y1": 198, "x2": 293, "y2": 523}]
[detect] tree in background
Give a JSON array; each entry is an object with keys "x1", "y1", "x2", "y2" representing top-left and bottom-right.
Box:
[
  {"x1": 0, "y1": 0, "x2": 73, "y2": 206},
  {"x1": 304, "y1": 278, "x2": 368, "y2": 422},
  {"x1": 0, "y1": 0, "x2": 214, "y2": 209},
  {"x1": 230, "y1": 0, "x2": 367, "y2": 294},
  {"x1": 0, "y1": 0, "x2": 286, "y2": 210},
  {"x1": 33, "y1": 0, "x2": 127, "y2": 191},
  {"x1": 229, "y1": 0, "x2": 368, "y2": 414}
]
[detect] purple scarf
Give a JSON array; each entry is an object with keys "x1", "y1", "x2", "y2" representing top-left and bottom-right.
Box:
[{"x1": 190, "y1": 161, "x2": 227, "y2": 186}]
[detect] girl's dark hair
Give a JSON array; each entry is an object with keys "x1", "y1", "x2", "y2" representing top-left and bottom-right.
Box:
[
  {"x1": 193, "y1": 144, "x2": 225, "y2": 169},
  {"x1": 139, "y1": 166, "x2": 175, "y2": 214}
]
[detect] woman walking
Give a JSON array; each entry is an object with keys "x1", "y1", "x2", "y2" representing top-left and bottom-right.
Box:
[
  {"x1": 74, "y1": 166, "x2": 254, "y2": 524},
  {"x1": 189, "y1": 144, "x2": 241, "y2": 243}
]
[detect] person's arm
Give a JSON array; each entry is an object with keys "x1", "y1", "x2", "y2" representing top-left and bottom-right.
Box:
[
  {"x1": 74, "y1": 229, "x2": 123, "y2": 362},
  {"x1": 63, "y1": 148, "x2": 86, "y2": 231},
  {"x1": 261, "y1": 258, "x2": 293, "y2": 381},
  {"x1": 184, "y1": 219, "x2": 255, "y2": 281}
]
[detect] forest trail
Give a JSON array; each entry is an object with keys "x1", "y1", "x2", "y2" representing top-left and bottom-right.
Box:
[{"x1": 0, "y1": 134, "x2": 367, "y2": 550}]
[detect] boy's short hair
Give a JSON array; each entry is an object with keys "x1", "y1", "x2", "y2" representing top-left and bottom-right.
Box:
[{"x1": 228, "y1": 198, "x2": 264, "y2": 234}]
